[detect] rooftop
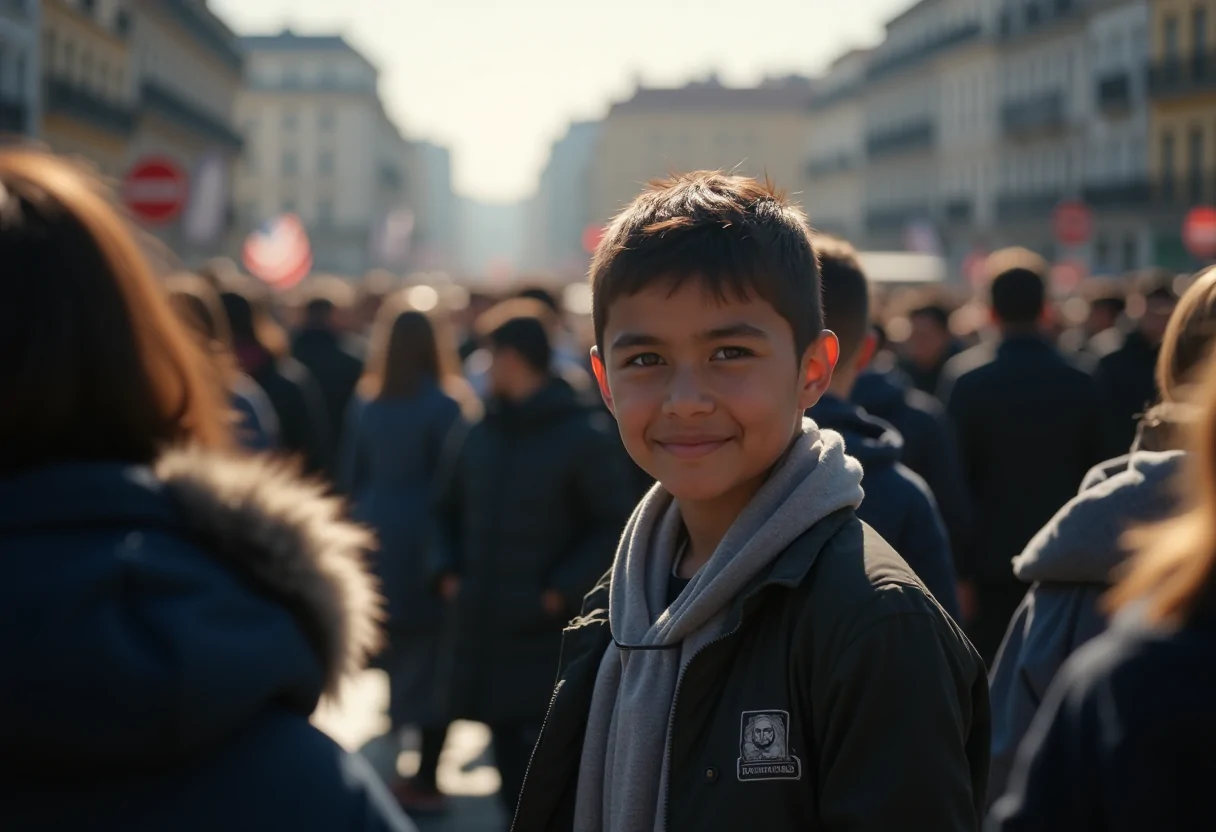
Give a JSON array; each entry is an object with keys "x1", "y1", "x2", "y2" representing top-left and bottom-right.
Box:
[
  {"x1": 241, "y1": 29, "x2": 359, "y2": 54},
  {"x1": 610, "y1": 76, "x2": 814, "y2": 115}
]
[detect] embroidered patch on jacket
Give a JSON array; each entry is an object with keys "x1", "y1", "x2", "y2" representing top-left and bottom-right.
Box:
[{"x1": 737, "y1": 710, "x2": 802, "y2": 781}]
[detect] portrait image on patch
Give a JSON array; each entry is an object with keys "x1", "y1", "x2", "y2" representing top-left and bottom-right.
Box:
[{"x1": 737, "y1": 710, "x2": 802, "y2": 782}]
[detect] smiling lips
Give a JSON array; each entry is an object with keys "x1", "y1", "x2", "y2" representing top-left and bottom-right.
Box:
[{"x1": 655, "y1": 436, "x2": 732, "y2": 460}]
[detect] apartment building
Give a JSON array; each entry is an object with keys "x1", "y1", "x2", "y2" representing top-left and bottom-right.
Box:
[
  {"x1": 804, "y1": 49, "x2": 870, "y2": 241},
  {"x1": 0, "y1": 0, "x2": 39, "y2": 136}
]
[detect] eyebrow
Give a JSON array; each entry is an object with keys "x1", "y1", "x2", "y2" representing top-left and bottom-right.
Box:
[{"x1": 610, "y1": 322, "x2": 770, "y2": 351}]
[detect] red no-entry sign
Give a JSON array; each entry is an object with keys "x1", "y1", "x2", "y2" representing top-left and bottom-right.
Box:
[
  {"x1": 1053, "y1": 200, "x2": 1092, "y2": 246},
  {"x1": 123, "y1": 156, "x2": 189, "y2": 224},
  {"x1": 1183, "y1": 206, "x2": 1216, "y2": 261}
]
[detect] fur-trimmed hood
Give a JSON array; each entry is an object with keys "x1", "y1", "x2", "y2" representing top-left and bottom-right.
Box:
[{"x1": 0, "y1": 447, "x2": 383, "y2": 773}]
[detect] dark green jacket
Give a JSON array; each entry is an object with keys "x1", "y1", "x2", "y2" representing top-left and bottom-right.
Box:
[{"x1": 512, "y1": 511, "x2": 989, "y2": 832}]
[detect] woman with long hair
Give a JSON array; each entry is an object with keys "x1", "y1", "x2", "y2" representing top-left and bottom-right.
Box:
[
  {"x1": 991, "y1": 340, "x2": 1216, "y2": 830},
  {"x1": 0, "y1": 149, "x2": 411, "y2": 831},
  {"x1": 987, "y1": 266, "x2": 1216, "y2": 805},
  {"x1": 339, "y1": 292, "x2": 475, "y2": 815},
  {"x1": 166, "y1": 272, "x2": 280, "y2": 451}
]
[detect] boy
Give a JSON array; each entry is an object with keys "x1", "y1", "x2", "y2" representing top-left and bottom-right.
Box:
[
  {"x1": 512, "y1": 172, "x2": 988, "y2": 831},
  {"x1": 808, "y1": 234, "x2": 960, "y2": 620}
]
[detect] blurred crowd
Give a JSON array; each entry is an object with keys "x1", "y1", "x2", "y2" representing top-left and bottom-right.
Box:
[{"x1": 5, "y1": 148, "x2": 1216, "y2": 832}]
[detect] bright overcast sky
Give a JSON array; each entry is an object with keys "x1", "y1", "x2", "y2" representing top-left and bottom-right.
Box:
[{"x1": 212, "y1": 0, "x2": 908, "y2": 202}]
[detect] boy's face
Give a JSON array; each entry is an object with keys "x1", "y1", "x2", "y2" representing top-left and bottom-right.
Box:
[{"x1": 591, "y1": 280, "x2": 836, "y2": 506}]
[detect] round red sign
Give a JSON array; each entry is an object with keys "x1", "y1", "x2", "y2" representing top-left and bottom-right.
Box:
[
  {"x1": 123, "y1": 156, "x2": 189, "y2": 224},
  {"x1": 1052, "y1": 200, "x2": 1092, "y2": 246},
  {"x1": 1183, "y1": 206, "x2": 1216, "y2": 261}
]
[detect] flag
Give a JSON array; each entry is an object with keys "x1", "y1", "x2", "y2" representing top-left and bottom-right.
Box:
[{"x1": 242, "y1": 214, "x2": 312, "y2": 290}]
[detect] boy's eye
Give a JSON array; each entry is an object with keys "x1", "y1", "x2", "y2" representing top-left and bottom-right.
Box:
[
  {"x1": 624, "y1": 352, "x2": 664, "y2": 368},
  {"x1": 711, "y1": 346, "x2": 754, "y2": 360}
]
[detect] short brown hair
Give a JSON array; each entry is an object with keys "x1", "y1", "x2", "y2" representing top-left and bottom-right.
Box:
[
  {"x1": 0, "y1": 150, "x2": 230, "y2": 473},
  {"x1": 1157, "y1": 265, "x2": 1216, "y2": 404},
  {"x1": 812, "y1": 233, "x2": 870, "y2": 364},
  {"x1": 590, "y1": 171, "x2": 822, "y2": 356}
]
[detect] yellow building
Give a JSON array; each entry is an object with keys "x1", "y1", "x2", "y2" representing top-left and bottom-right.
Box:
[
  {"x1": 1149, "y1": 0, "x2": 1216, "y2": 264},
  {"x1": 587, "y1": 76, "x2": 814, "y2": 226},
  {"x1": 40, "y1": 0, "x2": 136, "y2": 175}
]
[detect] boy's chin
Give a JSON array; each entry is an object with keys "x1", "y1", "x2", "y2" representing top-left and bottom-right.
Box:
[{"x1": 658, "y1": 474, "x2": 740, "y2": 505}]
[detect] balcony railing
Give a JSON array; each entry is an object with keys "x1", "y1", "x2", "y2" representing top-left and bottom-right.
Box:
[
  {"x1": 161, "y1": 0, "x2": 243, "y2": 71},
  {"x1": 141, "y1": 81, "x2": 243, "y2": 149},
  {"x1": 998, "y1": 0, "x2": 1082, "y2": 41},
  {"x1": 943, "y1": 198, "x2": 973, "y2": 224},
  {"x1": 1096, "y1": 71, "x2": 1132, "y2": 112},
  {"x1": 1082, "y1": 179, "x2": 1152, "y2": 209},
  {"x1": 1149, "y1": 52, "x2": 1216, "y2": 98},
  {"x1": 995, "y1": 190, "x2": 1064, "y2": 222},
  {"x1": 44, "y1": 78, "x2": 137, "y2": 137},
  {"x1": 1001, "y1": 90, "x2": 1066, "y2": 138},
  {"x1": 998, "y1": 176, "x2": 1216, "y2": 220},
  {"x1": 867, "y1": 21, "x2": 982, "y2": 82},
  {"x1": 866, "y1": 120, "x2": 935, "y2": 159},
  {"x1": 806, "y1": 152, "x2": 856, "y2": 179}
]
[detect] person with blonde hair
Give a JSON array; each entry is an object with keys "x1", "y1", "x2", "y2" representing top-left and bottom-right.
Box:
[
  {"x1": 0, "y1": 149, "x2": 413, "y2": 831},
  {"x1": 991, "y1": 315, "x2": 1216, "y2": 829},
  {"x1": 987, "y1": 266, "x2": 1216, "y2": 806}
]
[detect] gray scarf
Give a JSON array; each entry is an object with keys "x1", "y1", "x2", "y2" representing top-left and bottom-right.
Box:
[{"x1": 573, "y1": 418, "x2": 864, "y2": 832}]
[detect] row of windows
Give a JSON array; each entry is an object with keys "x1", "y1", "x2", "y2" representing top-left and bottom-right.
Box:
[
  {"x1": 0, "y1": 47, "x2": 29, "y2": 99},
  {"x1": 43, "y1": 30, "x2": 128, "y2": 102},
  {"x1": 1162, "y1": 7, "x2": 1210, "y2": 60},
  {"x1": 1160, "y1": 123, "x2": 1214, "y2": 201},
  {"x1": 246, "y1": 148, "x2": 337, "y2": 177},
  {"x1": 247, "y1": 109, "x2": 338, "y2": 136}
]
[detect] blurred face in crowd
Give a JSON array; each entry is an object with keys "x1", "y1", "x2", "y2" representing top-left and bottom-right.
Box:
[
  {"x1": 591, "y1": 280, "x2": 835, "y2": 509},
  {"x1": 488, "y1": 346, "x2": 537, "y2": 402},
  {"x1": 1140, "y1": 295, "x2": 1177, "y2": 346},
  {"x1": 1086, "y1": 304, "x2": 1120, "y2": 337},
  {"x1": 905, "y1": 312, "x2": 952, "y2": 370}
]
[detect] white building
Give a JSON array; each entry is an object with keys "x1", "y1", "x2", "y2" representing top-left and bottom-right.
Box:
[
  {"x1": 804, "y1": 49, "x2": 870, "y2": 242},
  {"x1": 236, "y1": 30, "x2": 412, "y2": 276},
  {"x1": 1083, "y1": 0, "x2": 1152, "y2": 273},
  {"x1": 523, "y1": 119, "x2": 600, "y2": 278},
  {"x1": 0, "y1": 0, "x2": 39, "y2": 136}
]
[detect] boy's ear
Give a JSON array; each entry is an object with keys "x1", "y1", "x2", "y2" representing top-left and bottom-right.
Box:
[
  {"x1": 799, "y1": 330, "x2": 839, "y2": 410},
  {"x1": 590, "y1": 346, "x2": 615, "y2": 415}
]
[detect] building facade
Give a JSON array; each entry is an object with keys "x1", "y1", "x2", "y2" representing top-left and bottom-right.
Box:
[
  {"x1": 804, "y1": 49, "x2": 870, "y2": 241},
  {"x1": 1149, "y1": 0, "x2": 1215, "y2": 268},
  {"x1": 523, "y1": 119, "x2": 600, "y2": 277},
  {"x1": 406, "y1": 138, "x2": 461, "y2": 272},
  {"x1": 586, "y1": 75, "x2": 814, "y2": 226},
  {"x1": 237, "y1": 30, "x2": 412, "y2": 276},
  {"x1": 0, "y1": 0, "x2": 39, "y2": 136}
]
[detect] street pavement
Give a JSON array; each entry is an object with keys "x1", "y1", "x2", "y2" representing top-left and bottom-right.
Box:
[{"x1": 313, "y1": 670, "x2": 509, "y2": 832}]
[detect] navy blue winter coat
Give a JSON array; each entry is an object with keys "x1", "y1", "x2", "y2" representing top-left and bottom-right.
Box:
[
  {"x1": 0, "y1": 449, "x2": 413, "y2": 832},
  {"x1": 811, "y1": 394, "x2": 960, "y2": 620},
  {"x1": 852, "y1": 365, "x2": 973, "y2": 554},
  {"x1": 986, "y1": 449, "x2": 1184, "y2": 806}
]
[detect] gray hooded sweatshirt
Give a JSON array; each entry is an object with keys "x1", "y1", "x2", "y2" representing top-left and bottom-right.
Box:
[{"x1": 986, "y1": 449, "x2": 1185, "y2": 807}]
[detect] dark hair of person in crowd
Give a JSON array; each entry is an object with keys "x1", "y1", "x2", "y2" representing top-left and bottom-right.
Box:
[
  {"x1": 909, "y1": 303, "x2": 951, "y2": 332},
  {"x1": 812, "y1": 233, "x2": 870, "y2": 364},
  {"x1": 1109, "y1": 332, "x2": 1216, "y2": 625},
  {"x1": 1136, "y1": 267, "x2": 1180, "y2": 303},
  {"x1": 0, "y1": 149, "x2": 230, "y2": 474},
  {"x1": 221, "y1": 281, "x2": 291, "y2": 360},
  {"x1": 301, "y1": 275, "x2": 356, "y2": 328},
  {"x1": 1091, "y1": 294, "x2": 1127, "y2": 320},
  {"x1": 478, "y1": 298, "x2": 553, "y2": 375},
  {"x1": 589, "y1": 170, "x2": 822, "y2": 355},
  {"x1": 986, "y1": 247, "x2": 1048, "y2": 326},
  {"x1": 361, "y1": 291, "x2": 482, "y2": 419},
  {"x1": 165, "y1": 272, "x2": 241, "y2": 389},
  {"x1": 517, "y1": 285, "x2": 560, "y2": 314}
]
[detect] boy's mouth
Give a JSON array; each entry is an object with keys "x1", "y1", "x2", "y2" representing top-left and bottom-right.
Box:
[{"x1": 655, "y1": 437, "x2": 731, "y2": 460}]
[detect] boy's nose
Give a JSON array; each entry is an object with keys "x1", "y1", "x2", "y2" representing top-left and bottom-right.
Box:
[{"x1": 661, "y1": 367, "x2": 714, "y2": 417}]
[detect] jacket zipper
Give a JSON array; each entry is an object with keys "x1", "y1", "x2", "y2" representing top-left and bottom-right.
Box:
[
  {"x1": 511, "y1": 677, "x2": 565, "y2": 831},
  {"x1": 661, "y1": 622, "x2": 743, "y2": 831}
]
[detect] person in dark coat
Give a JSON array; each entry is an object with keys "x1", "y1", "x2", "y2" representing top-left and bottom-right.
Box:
[
  {"x1": 0, "y1": 148, "x2": 411, "y2": 832},
  {"x1": 938, "y1": 248, "x2": 1105, "y2": 663},
  {"x1": 853, "y1": 358, "x2": 973, "y2": 557},
  {"x1": 899, "y1": 302, "x2": 962, "y2": 397},
  {"x1": 294, "y1": 286, "x2": 366, "y2": 473},
  {"x1": 990, "y1": 345, "x2": 1216, "y2": 832},
  {"x1": 223, "y1": 287, "x2": 333, "y2": 474},
  {"x1": 809, "y1": 235, "x2": 959, "y2": 618},
  {"x1": 1092, "y1": 271, "x2": 1179, "y2": 459},
  {"x1": 987, "y1": 264, "x2": 1216, "y2": 806},
  {"x1": 340, "y1": 296, "x2": 475, "y2": 816},
  {"x1": 431, "y1": 305, "x2": 635, "y2": 817}
]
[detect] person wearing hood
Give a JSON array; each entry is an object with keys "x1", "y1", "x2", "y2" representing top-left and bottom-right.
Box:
[
  {"x1": 852, "y1": 355, "x2": 973, "y2": 561},
  {"x1": 987, "y1": 264, "x2": 1216, "y2": 809},
  {"x1": 0, "y1": 149, "x2": 412, "y2": 832},
  {"x1": 809, "y1": 235, "x2": 959, "y2": 619},
  {"x1": 431, "y1": 303, "x2": 635, "y2": 818}
]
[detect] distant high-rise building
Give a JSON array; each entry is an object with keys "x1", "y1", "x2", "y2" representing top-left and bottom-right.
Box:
[
  {"x1": 524, "y1": 119, "x2": 600, "y2": 278},
  {"x1": 407, "y1": 138, "x2": 460, "y2": 272},
  {"x1": 804, "y1": 49, "x2": 871, "y2": 242},
  {"x1": 236, "y1": 30, "x2": 410, "y2": 276},
  {"x1": 0, "y1": 0, "x2": 39, "y2": 136}
]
